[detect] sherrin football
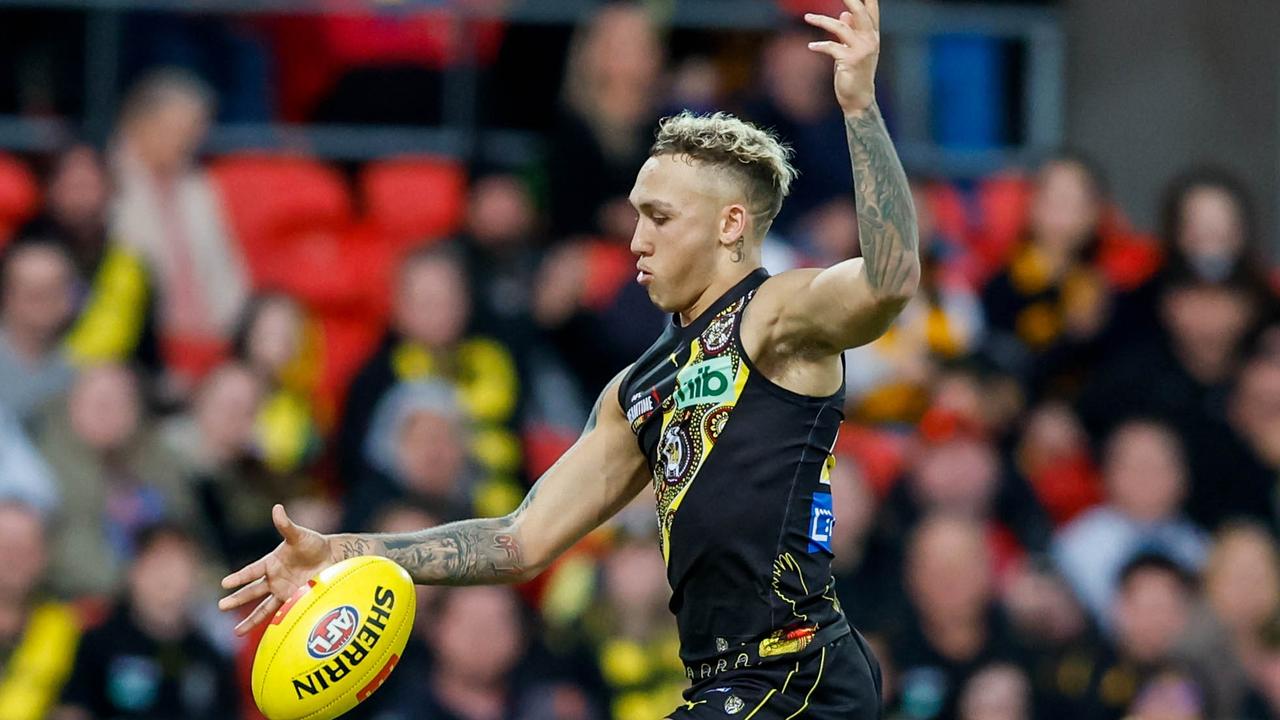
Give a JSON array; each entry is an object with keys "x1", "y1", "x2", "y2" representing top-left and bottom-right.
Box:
[{"x1": 252, "y1": 556, "x2": 416, "y2": 720}]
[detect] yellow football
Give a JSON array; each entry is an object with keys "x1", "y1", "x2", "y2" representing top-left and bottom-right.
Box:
[{"x1": 252, "y1": 556, "x2": 416, "y2": 720}]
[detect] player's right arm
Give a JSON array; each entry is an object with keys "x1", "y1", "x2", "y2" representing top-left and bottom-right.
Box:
[{"x1": 219, "y1": 370, "x2": 648, "y2": 635}]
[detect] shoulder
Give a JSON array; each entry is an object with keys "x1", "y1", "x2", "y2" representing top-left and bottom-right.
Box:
[
  {"x1": 744, "y1": 269, "x2": 822, "y2": 327},
  {"x1": 744, "y1": 268, "x2": 843, "y2": 362}
]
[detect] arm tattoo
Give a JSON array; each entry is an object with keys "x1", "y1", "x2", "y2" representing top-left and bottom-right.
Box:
[
  {"x1": 374, "y1": 518, "x2": 526, "y2": 586},
  {"x1": 338, "y1": 370, "x2": 627, "y2": 586},
  {"x1": 338, "y1": 537, "x2": 373, "y2": 561},
  {"x1": 847, "y1": 102, "x2": 919, "y2": 297}
]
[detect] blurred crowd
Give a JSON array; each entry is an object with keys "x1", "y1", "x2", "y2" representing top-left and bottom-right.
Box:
[{"x1": 0, "y1": 2, "x2": 1277, "y2": 720}]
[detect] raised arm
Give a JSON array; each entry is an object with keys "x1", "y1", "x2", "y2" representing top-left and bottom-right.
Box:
[
  {"x1": 219, "y1": 369, "x2": 648, "y2": 635},
  {"x1": 766, "y1": 0, "x2": 920, "y2": 354}
]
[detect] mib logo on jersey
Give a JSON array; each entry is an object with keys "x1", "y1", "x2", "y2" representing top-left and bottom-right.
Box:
[
  {"x1": 675, "y1": 357, "x2": 734, "y2": 409},
  {"x1": 808, "y1": 492, "x2": 834, "y2": 554}
]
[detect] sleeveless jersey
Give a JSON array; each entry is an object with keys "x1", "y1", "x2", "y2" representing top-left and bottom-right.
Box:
[{"x1": 617, "y1": 268, "x2": 849, "y2": 670}]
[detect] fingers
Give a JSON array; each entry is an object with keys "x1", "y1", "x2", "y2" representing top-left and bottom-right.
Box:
[
  {"x1": 221, "y1": 557, "x2": 267, "y2": 590},
  {"x1": 235, "y1": 595, "x2": 283, "y2": 636},
  {"x1": 865, "y1": 0, "x2": 881, "y2": 30},
  {"x1": 806, "y1": 41, "x2": 848, "y2": 60},
  {"x1": 273, "y1": 503, "x2": 303, "y2": 545},
  {"x1": 803, "y1": 13, "x2": 858, "y2": 46},
  {"x1": 218, "y1": 577, "x2": 270, "y2": 612},
  {"x1": 840, "y1": 0, "x2": 876, "y2": 31}
]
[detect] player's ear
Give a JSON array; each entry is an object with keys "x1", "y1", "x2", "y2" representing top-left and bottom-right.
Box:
[{"x1": 719, "y1": 204, "x2": 749, "y2": 248}]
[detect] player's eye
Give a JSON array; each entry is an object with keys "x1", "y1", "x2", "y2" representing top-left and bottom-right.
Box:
[{"x1": 652, "y1": 215, "x2": 669, "y2": 226}]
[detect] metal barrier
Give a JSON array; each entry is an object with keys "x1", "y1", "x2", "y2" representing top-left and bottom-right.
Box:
[{"x1": 0, "y1": 0, "x2": 1064, "y2": 176}]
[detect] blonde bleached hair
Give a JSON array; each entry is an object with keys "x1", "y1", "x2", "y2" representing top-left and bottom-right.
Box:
[{"x1": 649, "y1": 111, "x2": 797, "y2": 234}]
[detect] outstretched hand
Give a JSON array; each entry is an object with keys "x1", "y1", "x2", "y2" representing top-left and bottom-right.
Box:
[
  {"x1": 218, "y1": 504, "x2": 337, "y2": 636},
  {"x1": 804, "y1": 0, "x2": 881, "y2": 116}
]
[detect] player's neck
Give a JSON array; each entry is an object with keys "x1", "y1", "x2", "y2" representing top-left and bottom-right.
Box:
[{"x1": 677, "y1": 263, "x2": 761, "y2": 327}]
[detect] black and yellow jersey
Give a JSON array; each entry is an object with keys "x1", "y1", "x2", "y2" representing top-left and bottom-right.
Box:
[{"x1": 618, "y1": 268, "x2": 849, "y2": 675}]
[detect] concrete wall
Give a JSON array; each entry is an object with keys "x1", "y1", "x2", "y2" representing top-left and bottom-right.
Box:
[{"x1": 1063, "y1": 0, "x2": 1279, "y2": 252}]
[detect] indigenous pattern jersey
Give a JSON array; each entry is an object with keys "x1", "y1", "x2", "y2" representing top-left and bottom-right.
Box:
[{"x1": 618, "y1": 269, "x2": 849, "y2": 669}]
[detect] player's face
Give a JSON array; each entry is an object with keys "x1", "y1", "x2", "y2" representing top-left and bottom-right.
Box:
[{"x1": 628, "y1": 155, "x2": 732, "y2": 313}]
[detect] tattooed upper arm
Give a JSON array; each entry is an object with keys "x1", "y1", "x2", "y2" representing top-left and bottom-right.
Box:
[
  {"x1": 847, "y1": 102, "x2": 919, "y2": 301},
  {"x1": 766, "y1": 102, "x2": 920, "y2": 356}
]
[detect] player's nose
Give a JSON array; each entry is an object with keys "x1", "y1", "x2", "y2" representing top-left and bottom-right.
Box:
[{"x1": 629, "y1": 227, "x2": 651, "y2": 257}]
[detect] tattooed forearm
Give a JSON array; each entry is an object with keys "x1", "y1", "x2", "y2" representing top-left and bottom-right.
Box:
[
  {"x1": 332, "y1": 517, "x2": 527, "y2": 586},
  {"x1": 337, "y1": 537, "x2": 373, "y2": 561},
  {"x1": 380, "y1": 518, "x2": 525, "y2": 585},
  {"x1": 846, "y1": 102, "x2": 919, "y2": 298},
  {"x1": 330, "y1": 369, "x2": 627, "y2": 586}
]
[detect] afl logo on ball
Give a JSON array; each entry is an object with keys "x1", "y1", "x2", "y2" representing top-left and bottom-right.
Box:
[{"x1": 307, "y1": 605, "x2": 359, "y2": 659}]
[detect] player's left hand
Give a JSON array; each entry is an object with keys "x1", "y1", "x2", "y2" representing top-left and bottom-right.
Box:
[{"x1": 804, "y1": 0, "x2": 881, "y2": 116}]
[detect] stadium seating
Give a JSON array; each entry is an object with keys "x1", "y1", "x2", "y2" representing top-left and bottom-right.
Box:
[
  {"x1": 359, "y1": 155, "x2": 466, "y2": 248},
  {"x1": 209, "y1": 154, "x2": 355, "y2": 283}
]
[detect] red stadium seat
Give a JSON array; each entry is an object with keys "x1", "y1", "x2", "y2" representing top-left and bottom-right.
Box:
[
  {"x1": 317, "y1": 309, "x2": 387, "y2": 413},
  {"x1": 921, "y1": 180, "x2": 969, "y2": 249},
  {"x1": 0, "y1": 153, "x2": 40, "y2": 245},
  {"x1": 254, "y1": 221, "x2": 397, "y2": 316},
  {"x1": 360, "y1": 156, "x2": 466, "y2": 247},
  {"x1": 209, "y1": 154, "x2": 354, "y2": 283},
  {"x1": 974, "y1": 173, "x2": 1033, "y2": 274}
]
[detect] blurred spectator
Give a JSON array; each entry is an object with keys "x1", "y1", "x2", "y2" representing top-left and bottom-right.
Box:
[
  {"x1": 980, "y1": 152, "x2": 1113, "y2": 397},
  {"x1": 1242, "y1": 616, "x2": 1280, "y2": 720},
  {"x1": 744, "y1": 25, "x2": 851, "y2": 237},
  {"x1": 957, "y1": 663, "x2": 1032, "y2": 720},
  {"x1": 374, "y1": 585, "x2": 601, "y2": 720},
  {"x1": 1002, "y1": 565, "x2": 1100, "y2": 719},
  {"x1": 1010, "y1": 401, "x2": 1101, "y2": 527},
  {"x1": 1076, "y1": 270, "x2": 1266, "y2": 530},
  {"x1": 1079, "y1": 552, "x2": 1202, "y2": 720},
  {"x1": 844, "y1": 182, "x2": 986, "y2": 424},
  {"x1": 1199, "y1": 349, "x2": 1280, "y2": 530},
  {"x1": 0, "y1": 502, "x2": 80, "y2": 720},
  {"x1": 533, "y1": 239, "x2": 665, "y2": 405},
  {"x1": 35, "y1": 364, "x2": 198, "y2": 598},
  {"x1": 161, "y1": 361, "x2": 307, "y2": 567},
  {"x1": 53, "y1": 523, "x2": 236, "y2": 720},
  {"x1": 0, "y1": 238, "x2": 77, "y2": 422},
  {"x1": 231, "y1": 292, "x2": 325, "y2": 474},
  {"x1": 1115, "y1": 166, "x2": 1278, "y2": 341},
  {"x1": 461, "y1": 172, "x2": 544, "y2": 352},
  {"x1": 0, "y1": 405, "x2": 58, "y2": 516},
  {"x1": 68, "y1": 68, "x2": 248, "y2": 386},
  {"x1": 1052, "y1": 420, "x2": 1208, "y2": 624},
  {"x1": 337, "y1": 246, "x2": 522, "y2": 519},
  {"x1": 663, "y1": 55, "x2": 721, "y2": 117},
  {"x1": 887, "y1": 514, "x2": 1026, "y2": 720},
  {"x1": 14, "y1": 144, "x2": 110, "y2": 287},
  {"x1": 579, "y1": 532, "x2": 684, "y2": 720},
  {"x1": 1126, "y1": 668, "x2": 1207, "y2": 720},
  {"x1": 459, "y1": 172, "x2": 590, "y2": 444},
  {"x1": 878, "y1": 415, "x2": 1052, "y2": 566},
  {"x1": 346, "y1": 380, "x2": 474, "y2": 529},
  {"x1": 1178, "y1": 523, "x2": 1280, "y2": 718},
  {"x1": 548, "y1": 2, "x2": 662, "y2": 239}
]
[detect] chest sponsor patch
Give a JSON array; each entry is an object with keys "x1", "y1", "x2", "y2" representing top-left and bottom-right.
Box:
[
  {"x1": 808, "y1": 492, "x2": 834, "y2": 554},
  {"x1": 675, "y1": 356, "x2": 734, "y2": 409}
]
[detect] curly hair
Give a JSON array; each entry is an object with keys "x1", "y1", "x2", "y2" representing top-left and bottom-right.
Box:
[{"x1": 649, "y1": 111, "x2": 797, "y2": 231}]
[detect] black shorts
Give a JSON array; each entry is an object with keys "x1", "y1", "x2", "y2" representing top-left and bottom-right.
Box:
[{"x1": 666, "y1": 632, "x2": 883, "y2": 719}]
